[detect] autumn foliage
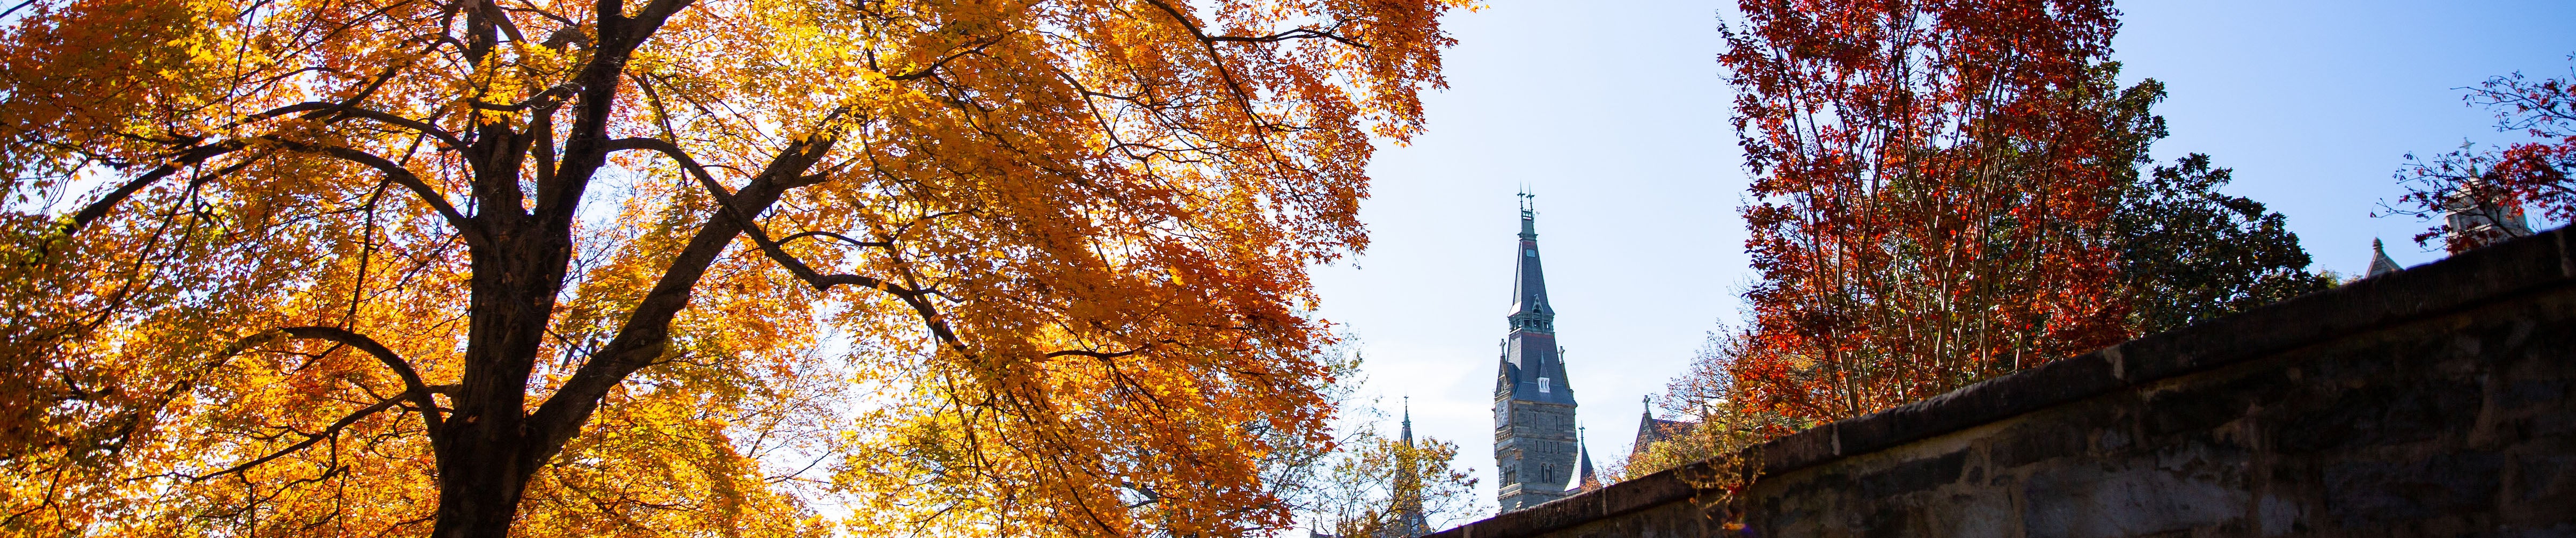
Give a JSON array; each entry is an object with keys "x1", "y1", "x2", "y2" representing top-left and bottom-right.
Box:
[
  {"x1": 0, "y1": 0, "x2": 1465, "y2": 536},
  {"x1": 1720, "y1": 0, "x2": 2151, "y2": 426},
  {"x1": 2392, "y1": 59, "x2": 2576, "y2": 252}
]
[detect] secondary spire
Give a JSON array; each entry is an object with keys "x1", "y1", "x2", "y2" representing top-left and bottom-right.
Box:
[{"x1": 1400, "y1": 396, "x2": 1414, "y2": 444}]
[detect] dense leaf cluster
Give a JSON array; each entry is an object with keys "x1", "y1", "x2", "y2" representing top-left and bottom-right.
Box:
[
  {"x1": 2111, "y1": 153, "x2": 2332, "y2": 335},
  {"x1": 1638, "y1": 0, "x2": 2331, "y2": 479},
  {"x1": 0, "y1": 0, "x2": 1468, "y2": 536}
]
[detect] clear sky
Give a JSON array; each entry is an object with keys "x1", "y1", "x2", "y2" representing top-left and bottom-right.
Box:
[{"x1": 1308, "y1": 0, "x2": 2576, "y2": 520}]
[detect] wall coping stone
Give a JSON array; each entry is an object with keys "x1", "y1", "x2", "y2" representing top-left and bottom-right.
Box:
[{"x1": 1425, "y1": 225, "x2": 2576, "y2": 538}]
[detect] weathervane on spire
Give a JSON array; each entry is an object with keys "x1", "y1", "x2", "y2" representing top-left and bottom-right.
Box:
[{"x1": 1516, "y1": 187, "x2": 1538, "y2": 240}]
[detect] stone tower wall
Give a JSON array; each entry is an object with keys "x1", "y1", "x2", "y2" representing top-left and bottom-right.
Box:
[{"x1": 1495, "y1": 399, "x2": 1579, "y2": 511}]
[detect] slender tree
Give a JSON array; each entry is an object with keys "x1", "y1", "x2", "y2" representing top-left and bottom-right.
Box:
[
  {"x1": 1722, "y1": 0, "x2": 2150, "y2": 425},
  {"x1": 0, "y1": 0, "x2": 1465, "y2": 536}
]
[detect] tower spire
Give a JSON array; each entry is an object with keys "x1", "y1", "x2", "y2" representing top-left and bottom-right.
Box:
[
  {"x1": 1392, "y1": 396, "x2": 1428, "y2": 536},
  {"x1": 1577, "y1": 424, "x2": 1599, "y2": 492},
  {"x1": 1400, "y1": 396, "x2": 1414, "y2": 444},
  {"x1": 1494, "y1": 193, "x2": 1578, "y2": 513},
  {"x1": 1508, "y1": 192, "x2": 1553, "y2": 333}
]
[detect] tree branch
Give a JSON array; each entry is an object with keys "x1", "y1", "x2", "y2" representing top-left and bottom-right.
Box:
[
  {"x1": 233, "y1": 102, "x2": 465, "y2": 149},
  {"x1": 1203, "y1": 26, "x2": 1365, "y2": 48},
  {"x1": 249, "y1": 326, "x2": 448, "y2": 433},
  {"x1": 1042, "y1": 340, "x2": 1179, "y2": 360},
  {"x1": 1136, "y1": 0, "x2": 1366, "y2": 48},
  {"x1": 777, "y1": 230, "x2": 892, "y2": 249},
  {"x1": 887, "y1": 33, "x2": 1011, "y2": 81},
  {"x1": 540, "y1": 0, "x2": 699, "y2": 219},
  {"x1": 261, "y1": 138, "x2": 484, "y2": 244},
  {"x1": 523, "y1": 125, "x2": 837, "y2": 464},
  {"x1": 602, "y1": 136, "x2": 722, "y2": 186},
  {"x1": 52, "y1": 140, "x2": 250, "y2": 242},
  {"x1": 187, "y1": 390, "x2": 411, "y2": 482}
]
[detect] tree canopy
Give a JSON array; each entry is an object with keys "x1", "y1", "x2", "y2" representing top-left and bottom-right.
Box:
[
  {"x1": 0, "y1": 0, "x2": 1466, "y2": 536},
  {"x1": 2390, "y1": 58, "x2": 2576, "y2": 252},
  {"x1": 1701, "y1": 0, "x2": 2330, "y2": 440},
  {"x1": 1722, "y1": 0, "x2": 2148, "y2": 424}
]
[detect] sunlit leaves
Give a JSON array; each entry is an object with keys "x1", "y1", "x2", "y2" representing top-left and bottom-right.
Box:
[
  {"x1": 2390, "y1": 59, "x2": 2576, "y2": 252},
  {"x1": 0, "y1": 0, "x2": 1466, "y2": 535},
  {"x1": 1721, "y1": 0, "x2": 2143, "y2": 426}
]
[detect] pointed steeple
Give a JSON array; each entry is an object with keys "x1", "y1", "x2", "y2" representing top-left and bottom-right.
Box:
[
  {"x1": 1577, "y1": 425, "x2": 1600, "y2": 492},
  {"x1": 1497, "y1": 193, "x2": 1570, "y2": 404},
  {"x1": 1400, "y1": 396, "x2": 1414, "y2": 445},
  {"x1": 1509, "y1": 190, "x2": 1554, "y2": 331},
  {"x1": 2367, "y1": 238, "x2": 2403, "y2": 278},
  {"x1": 1392, "y1": 397, "x2": 1428, "y2": 536}
]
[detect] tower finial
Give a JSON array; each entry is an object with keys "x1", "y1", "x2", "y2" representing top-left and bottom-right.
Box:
[{"x1": 1516, "y1": 190, "x2": 1538, "y2": 240}]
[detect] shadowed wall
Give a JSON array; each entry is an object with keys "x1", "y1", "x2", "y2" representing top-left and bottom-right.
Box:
[{"x1": 1430, "y1": 226, "x2": 2576, "y2": 537}]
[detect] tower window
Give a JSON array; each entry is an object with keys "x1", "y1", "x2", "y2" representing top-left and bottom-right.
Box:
[
  {"x1": 1538, "y1": 377, "x2": 1550, "y2": 392},
  {"x1": 1525, "y1": 249, "x2": 1536, "y2": 257}
]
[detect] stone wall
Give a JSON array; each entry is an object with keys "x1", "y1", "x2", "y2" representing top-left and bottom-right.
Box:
[{"x1": 1427, "y1": 226, "x2": 2576, "y2": 538}]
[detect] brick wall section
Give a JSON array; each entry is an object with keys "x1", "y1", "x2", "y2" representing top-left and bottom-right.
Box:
[{"x1": 1427, "y1": 226, "x2": 2576, "y2": 538}]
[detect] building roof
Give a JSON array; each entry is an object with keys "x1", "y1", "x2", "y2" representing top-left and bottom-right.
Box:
[
  {"x1": 1630, "y1": 397, "x2": 1697, "y2": 460},
  {"x1": 2368, "y1": 238, "x2": 2403, "y2": 278}
]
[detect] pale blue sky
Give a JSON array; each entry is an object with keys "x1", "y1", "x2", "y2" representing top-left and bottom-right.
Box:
[{"x1": 1310, "y1": 0, "x2": 2576, "y2": 518}]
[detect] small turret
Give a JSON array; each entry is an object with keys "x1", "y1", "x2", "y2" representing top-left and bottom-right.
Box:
[{"x1": 2367, "y1": 238, "x2": 2403, "y2": 278}]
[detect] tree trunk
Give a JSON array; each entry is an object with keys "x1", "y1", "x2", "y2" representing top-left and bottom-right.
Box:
[
  {"x1": 430, "y1": 440, "x2": 536, "y2": 538},
  {"x1": 428, "y1": 211, "x2": 577, "y2": 536}
]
